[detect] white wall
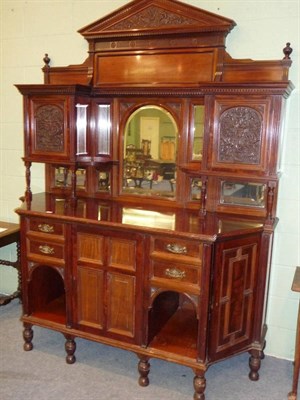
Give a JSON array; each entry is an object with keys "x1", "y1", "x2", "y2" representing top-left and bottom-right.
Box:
[{"x1": 0, "y1": 0, "x2": 299, "y2": 360}]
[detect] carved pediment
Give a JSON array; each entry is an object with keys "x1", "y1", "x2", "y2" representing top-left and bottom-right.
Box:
[
  {"x1": 78, "y1": 0, "x2": 235, "y2": 39},
  {"x1": 110, "y1": 5, "x2": 199, "y2": 30}
]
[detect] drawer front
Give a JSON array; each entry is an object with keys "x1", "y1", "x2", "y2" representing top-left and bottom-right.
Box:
[
  {"x1": 27, "y1": 239, "x2": 65, "y2": 265},
  {"x1": 29, "y1": 219, "x2": 64, "y2": 236},
  {"x1": 151, "y1": 261, "x2": 201, "y2": 286},
  {"x1": 152, "y1": 237, "x2": 202, "y2": 259}
]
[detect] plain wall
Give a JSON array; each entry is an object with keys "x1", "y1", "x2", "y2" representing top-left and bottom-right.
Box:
[{"x1": 0, "y1": 0, "x2": 299, "y2": 360}]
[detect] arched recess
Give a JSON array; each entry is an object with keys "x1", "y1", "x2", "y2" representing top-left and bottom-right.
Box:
[
  {"x1": 28, "y1": 265, "x2": 66, "y2": 324},
  {"x1": 147, "y1": 290, "x2": 199, "y2": 359}
]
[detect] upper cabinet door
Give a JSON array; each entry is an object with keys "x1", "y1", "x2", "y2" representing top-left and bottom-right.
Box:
[
  {"x1": 27, "y1": 95, "x2": 72, "y2": 162},
  {"x1": 207, "y1": 96, "x2": 273, "y2": 175}
]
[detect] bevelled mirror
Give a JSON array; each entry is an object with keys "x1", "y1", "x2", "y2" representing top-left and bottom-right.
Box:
[
  {"x1": 192, "y1": 105, "x2": 205, "y2": 160},
  {"x1": 220, "y1": 181, "x2": 266, "y2": 208},
  {"x1": 122, "y1": 105, "x2": 178, "y2": 198}
]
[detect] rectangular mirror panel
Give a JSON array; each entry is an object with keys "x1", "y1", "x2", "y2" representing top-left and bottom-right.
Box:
[
  {"x1": 192, "y1": 105, "x2": 205, "y2": 161},
  {"x1": 220, "y1": 181, "x2": 266, "y2": 208}
]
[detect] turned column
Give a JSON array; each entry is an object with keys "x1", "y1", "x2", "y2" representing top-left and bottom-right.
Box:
[
  {"x1": 64, "y1": 335, "x2": 76, "y2": 364},
  {"x1": 137, "y1": 355, "x2": 150, "y2": 387}
]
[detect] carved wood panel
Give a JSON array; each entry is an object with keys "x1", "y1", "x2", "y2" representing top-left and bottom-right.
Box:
[
  {"x1": 110, "y1": 6, "x2": 198, "y2": 30},
  {"x1": 35, "y1": 104, "x2": 64, "y2": 152},
  {"x1": 28, "y1": 96, "x2": 71, "y2": 161},
  {"x1": 218, "y1": 107, "x2": 263, "y2": 164}
]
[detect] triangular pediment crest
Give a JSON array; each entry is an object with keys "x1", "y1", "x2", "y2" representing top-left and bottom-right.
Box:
[{"x1": 79, "y1": 0, "x2": 235, "y2": 38}]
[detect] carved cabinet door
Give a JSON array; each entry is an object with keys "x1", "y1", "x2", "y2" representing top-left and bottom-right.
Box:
[
  {"x1": 26, "y1": 95, "x2": 73, "y2": 163},
  {"x1": 208, "y1": 233, "x2": 261, "y2": 362},
  {"x1": 207, "y1": 96, "x2": 272, "y2": 174}
]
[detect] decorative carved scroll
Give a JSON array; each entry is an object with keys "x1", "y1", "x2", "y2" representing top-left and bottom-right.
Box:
[
  {"x1": 218, "y1": 107, "x2": 262, "y2": 164},
  {"x1": 111, "y1": 6, "x2": 198, "y2": 30},
  {"x1": 35, "y1": 105, "x2": 64, "y2": 152}
]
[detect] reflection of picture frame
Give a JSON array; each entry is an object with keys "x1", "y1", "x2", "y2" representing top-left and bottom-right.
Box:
[{"x1": 140, "y1": 117, "x2": 159, "y2": 159}]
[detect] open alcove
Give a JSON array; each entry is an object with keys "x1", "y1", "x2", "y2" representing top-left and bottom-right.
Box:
[
  {"x1": 148, "y1": 291, "x2": 198, "y2": 359},
  {"x1": 28, "y1": 266, "x2": 66, "y2": 325}
]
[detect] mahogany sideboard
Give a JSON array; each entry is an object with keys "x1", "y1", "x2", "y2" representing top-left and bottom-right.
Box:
[{"x1": 15, "y1": 1, "x2": 294, "y2": 399}]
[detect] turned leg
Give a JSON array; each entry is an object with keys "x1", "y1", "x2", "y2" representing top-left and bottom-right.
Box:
[
  {"x1": 193, "y1": 369, "x2": 206, "y2": 400},
  {"x1": 137, "y1": 355, "x2": 150, "y2": 387},
  {"x1": 64, "y1": 335, "x2": 76, "y2": 364},
  {"x1": 23, "y1": 324, "x2": 33, "y2": 351},
  {"x1": 248, "y1": 349, "x2": 263, "y2": 381}
]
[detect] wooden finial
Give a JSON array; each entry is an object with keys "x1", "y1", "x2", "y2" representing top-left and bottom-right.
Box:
[
  {"x1": 43, "y1": 53, "x2": 51, "y2": 68},
  {"x1": 283, "y1": 43, "x2": 292, "y2": 60}
]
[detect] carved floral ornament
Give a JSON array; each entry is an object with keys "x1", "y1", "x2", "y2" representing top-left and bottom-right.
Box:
[
  {"x1": 110, "y1": 6, "x2": 199, "y2": 30},
  {"x1": 35, "y1": 105, "x2": 64, "y2": 152},
  {"x1": 218, "y1": 107, "x2": 263, "y2": 165}
]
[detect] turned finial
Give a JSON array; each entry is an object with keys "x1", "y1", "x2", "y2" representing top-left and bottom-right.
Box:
[
  {"x1": 283, "y1": 43, "x2": 292, "y2": 60},
  {"x1": 43, "y1": 53, "x2": 51, "y2": 68}
]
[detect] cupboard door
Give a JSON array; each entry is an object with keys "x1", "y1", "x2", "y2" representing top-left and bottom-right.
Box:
[
  {"x1": 107, "y1": 272, "x2": 136, "y2": 338},
  {"x1": 207, "y1": 96, "x2": 272, "y2": 174},
  {"x1": 28, "y1": 96, "x2": 71, "y2": 162},
  {"x1": 208, "y1": 235, "x2": 260, "y2": 361},
  {"x1": 74, "y1": 228, "x2": 143, "y2": 340}
]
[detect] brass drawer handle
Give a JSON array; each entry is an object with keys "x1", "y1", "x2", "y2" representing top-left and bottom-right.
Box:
[
  {"x1": 38, "y1": 224, "x2": 54, "y2": 233},
  {"x1": 166, "y1": 243, "x2": 187, "y2": 254},
  {"x1": 38, "y1": 245, "x2": 55, "y2": 255},
  {"x1": 165, "y1": 268, "x2": 186, "y2": 279}
]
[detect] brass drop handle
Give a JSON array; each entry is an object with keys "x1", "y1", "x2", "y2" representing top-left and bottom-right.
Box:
[
  {"x1": 165, "y1": 267, "x2": 186, "y2": 279},
  {"x1": 38, "y1": 224, "x2": 54, "y2": 233},
  {"x1": 38, "y1": 245, "x2": 55, "y2": 255},
  {"x1": 166, "y1": 243, "x2": 187, "y2": 254}
]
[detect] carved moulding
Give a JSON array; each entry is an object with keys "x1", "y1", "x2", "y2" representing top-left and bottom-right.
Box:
[
  {"x1": 35, "y1": 105, "x2": 64, "y2": 152},
  {"x1": 218, "y1": 107, "x2": 263, "y2": 164},
  {"x1": 110, "y1": 6, "x2": 198, "y2": 30}
]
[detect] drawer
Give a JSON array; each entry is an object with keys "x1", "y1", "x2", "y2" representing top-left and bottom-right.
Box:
[
  {"x1": 27, "y1": 238, "x2": 65, "y2": 266},
  {"x1": 151, "y1": 261, "x2": 201, "y2": 287},
  {"x1": 151, "y1": 237, "x2": 202, "y2": 259},
  {"x1": 29, "y1": 219, "x2": 64, "y2": 236}
]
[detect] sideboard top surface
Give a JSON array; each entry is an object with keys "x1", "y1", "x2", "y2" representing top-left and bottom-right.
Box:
[{"x1": 16, "y1": 193, "x2": 265, "y2": 241}]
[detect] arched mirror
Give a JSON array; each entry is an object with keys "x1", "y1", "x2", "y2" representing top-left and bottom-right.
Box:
[{"x1": 122, "y1": 105, "x2": 178, "y2": 198}]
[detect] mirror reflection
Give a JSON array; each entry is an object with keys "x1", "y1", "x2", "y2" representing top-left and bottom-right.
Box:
[
  {"x1": 122, "y1": 105, "x2": 178, "y2": 198},
  {"x1": 97, "y1": 170, "x2": 110, "y2": 192},
  {"x1": 191, "y1": 178, "x2": 202, "y2": 200},
  {"x1": 192, "y1": 105, "x2": 205, "y2": 160},
  {"x1": 54, "y1": 167, "x2": 86, "y2": 190},
  {"x1": 221, "y1": 181, "x2": 266, "y2": 208}
]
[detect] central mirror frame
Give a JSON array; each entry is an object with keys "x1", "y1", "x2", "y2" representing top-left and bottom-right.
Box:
[{"x1": 121, "y1": 104, "x2": 178, "y2": 199}]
